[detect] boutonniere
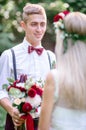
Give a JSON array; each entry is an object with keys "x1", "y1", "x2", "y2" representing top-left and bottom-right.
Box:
[{"x1": 51, "y1": 60, "x2": 56, "y2": 69}]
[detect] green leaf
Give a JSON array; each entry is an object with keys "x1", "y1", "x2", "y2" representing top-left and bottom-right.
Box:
[
  {"x1": 18, "y1": 102, "x2": 24, "y2": 113},
  {"x1": 7, "y1": 78, "x2": 15, "y2": 84},
  {"x1": 13, "y1": 103, "x2": 18, "y2": 107}
]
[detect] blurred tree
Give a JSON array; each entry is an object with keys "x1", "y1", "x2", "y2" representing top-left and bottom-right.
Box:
[{"x1": 62, "y1": 0, "x2": 86, "y2": 13}]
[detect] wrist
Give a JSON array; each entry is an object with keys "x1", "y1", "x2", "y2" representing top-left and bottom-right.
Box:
[{"x1": 0, "y1": 97, "x2": 14, "y2": 116}]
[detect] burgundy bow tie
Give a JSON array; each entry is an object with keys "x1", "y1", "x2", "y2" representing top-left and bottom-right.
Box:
[{"x1": 28, "y1": 46, "x2": 44, "y2": 55}]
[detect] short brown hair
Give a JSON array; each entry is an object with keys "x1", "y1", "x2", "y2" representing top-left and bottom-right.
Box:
[{"x1": 22, "y1": 3, "x2": 46, "y2": 22}]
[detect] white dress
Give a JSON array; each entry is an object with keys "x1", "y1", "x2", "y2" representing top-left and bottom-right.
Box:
[{"x1": 50, "y1": 70, "x2": 86, "y2": 130}]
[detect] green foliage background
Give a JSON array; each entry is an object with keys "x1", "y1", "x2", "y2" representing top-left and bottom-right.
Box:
[{"x1": 0, "y1": 0, "x2": 86, "y2": 129}]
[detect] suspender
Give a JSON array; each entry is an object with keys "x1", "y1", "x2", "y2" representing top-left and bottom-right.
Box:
[
  {"x1": 47, "y1": 51, "x2": 52, "y2": 69},
  {"x1": 11, "y1": 49, "x2": 17, "y2": 80},
  {"x1": 11, "y1": 49, "x2": 52, "y2": 80}
]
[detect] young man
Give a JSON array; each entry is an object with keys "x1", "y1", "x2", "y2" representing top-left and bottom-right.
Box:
[{"x1": 0, "y1": 3, "x2": 56, "y2": 130}]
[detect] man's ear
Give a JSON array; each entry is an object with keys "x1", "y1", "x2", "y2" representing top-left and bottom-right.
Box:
[{"x1": 20, "y1": 21, "x2": 26, "y2": 31}]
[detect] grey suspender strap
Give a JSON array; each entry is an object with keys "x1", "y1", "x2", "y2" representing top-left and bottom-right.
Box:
[
  {"x1": 11, "y1": 49, "x2": 17, "y2": 80},
  {"x1": 47, "y1": 51, "x2": 52, "y2": 69}
]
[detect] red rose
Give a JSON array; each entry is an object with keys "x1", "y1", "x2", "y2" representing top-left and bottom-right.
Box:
[
  {"x1": 36, "y1": 87, "x2": 43, "y2": 97},
  {"x1": 53, "y1": 10, "x2": 70, "y2": 22},
  {"x1": 28, "y1": 88, "x2": 36, "y2": 98},
  {"x1": 31, "y1": 84, "x2": 43, "y2": 96},
  {"x1": 63, "y1": 10, "x2": 70, "y2": 15},
  {"x1": 31, "y1": 84, "x2": 37, "y2": 90},
  {"x1": 54, "y1": 14, "x2": 63, "y2": 22},
  {"x1": 22, "y1": 102, "x2": 32, "y2": 113}
]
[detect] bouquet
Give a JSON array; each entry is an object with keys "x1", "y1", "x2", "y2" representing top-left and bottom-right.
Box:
[{"x1": 3, "y1": 74, "x2": 44, "y2": 130}]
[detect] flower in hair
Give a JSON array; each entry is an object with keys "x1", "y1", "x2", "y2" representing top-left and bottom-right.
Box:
[
  {"x1": 53, "y1": 10, "x2": 86, "y2": 53},
  {"x1": 53, "y1": 10, "x2": 70, "y2": 33},
  {"x1": 53, "y1": 11, "x2": 70, "y2": 53},
  {"x1": 53, "y1": 10, "x2": 70, "y2": 22}
]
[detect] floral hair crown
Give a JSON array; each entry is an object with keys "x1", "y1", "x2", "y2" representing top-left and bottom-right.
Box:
[
  {"x1": 53, "y1": 10, "x2": 70, "y2": 32},
  {"x1": 53, "y1": 10, "x2": 86, "y2": 53}
]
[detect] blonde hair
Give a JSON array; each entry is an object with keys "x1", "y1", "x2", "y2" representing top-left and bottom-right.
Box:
[
  {"x1": 55, "y1": 12, "x2": 86, "y2": 109},
  {"x1": 55, "y1": 12, "x2": 86, "y2": 59},
  {"x1": 64, "y1": 12, "x2": 86, "y2": 35},
  {"x1": 22, "y1": 3, "x2": 47, "y2": 22}
]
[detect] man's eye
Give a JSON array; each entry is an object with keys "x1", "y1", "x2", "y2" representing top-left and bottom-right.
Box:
[
  {"x1": 41, "y1": 23, "x2": 45, "y2": 27},
  {"x1": 31, "y1": 23, "x2": 36, "y2": 26}
]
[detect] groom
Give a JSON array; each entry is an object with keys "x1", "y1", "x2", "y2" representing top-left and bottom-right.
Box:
[{"x1": 0, "y1": 3, "x2": 56, "y2": 130}]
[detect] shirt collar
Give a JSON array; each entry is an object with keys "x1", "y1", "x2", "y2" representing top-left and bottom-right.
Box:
[{"x1": 22, "y1": 37, "x2": 43, "y2": 50}]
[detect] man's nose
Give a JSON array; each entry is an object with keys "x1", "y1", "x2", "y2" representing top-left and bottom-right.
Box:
[{"x1": 36, "y1": 25, "x2": 42, "y2": 31}]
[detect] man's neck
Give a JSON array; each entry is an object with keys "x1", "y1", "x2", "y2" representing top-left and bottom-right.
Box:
[{"x1": 26, "y1": 38, "x2": 41, "y2": 47}]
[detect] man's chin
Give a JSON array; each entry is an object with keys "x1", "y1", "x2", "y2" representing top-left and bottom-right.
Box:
[{"x1": 35, "y1": 38, "x2": 42, "y2": 43}]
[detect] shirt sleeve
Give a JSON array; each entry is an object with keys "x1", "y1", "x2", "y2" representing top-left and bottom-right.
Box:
[{"x1": 0, "y1": 50, "x2": 11, "y2": 99}]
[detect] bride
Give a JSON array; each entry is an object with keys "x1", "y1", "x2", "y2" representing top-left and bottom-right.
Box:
[{"x1": 38, "y1": 11, "x2": 86, "y2": 130}]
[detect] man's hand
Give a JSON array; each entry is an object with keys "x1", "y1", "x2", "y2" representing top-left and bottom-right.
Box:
[{"x1": 11, "y1": 107, "x2": 25, "y2": 126}]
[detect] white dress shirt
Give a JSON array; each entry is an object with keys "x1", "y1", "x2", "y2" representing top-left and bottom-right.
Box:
[{"x1": 0, "y1": 38, "x2": 56, "y2": 99}]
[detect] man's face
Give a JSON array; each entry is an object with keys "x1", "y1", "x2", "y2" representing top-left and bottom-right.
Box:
[{"x1": 22, "y1": 14, "x2": 47, "y2": 46}]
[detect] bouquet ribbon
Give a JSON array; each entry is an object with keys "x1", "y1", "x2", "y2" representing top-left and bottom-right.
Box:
[{"x1": 21, "y1": 114, "x2": 34, "y2": 130}]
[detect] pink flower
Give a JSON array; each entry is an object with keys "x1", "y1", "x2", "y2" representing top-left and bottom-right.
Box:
[
  {"x1": 28, "y1": 88, "x2": 36, "y2": 98},
  {"x1": 22, "y1": 102, "x2": 32, "y2": 113}
]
